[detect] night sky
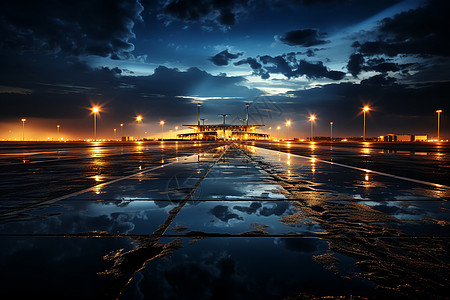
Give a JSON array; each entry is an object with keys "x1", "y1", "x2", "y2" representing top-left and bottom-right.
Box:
[{"x1": 0, "y1": 0, "x2": 448, "y2": 140}]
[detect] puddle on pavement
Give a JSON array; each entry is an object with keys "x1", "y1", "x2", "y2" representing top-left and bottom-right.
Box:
[
  {"x1": 168, "y1": 200, "x2": 323, "y2": 235},
  {"x1": 0, "y1": 200, "x2": 177, "y2": 235},
  {"x1": 119, "y1": 237, "x2": 379, "y2": 299}
]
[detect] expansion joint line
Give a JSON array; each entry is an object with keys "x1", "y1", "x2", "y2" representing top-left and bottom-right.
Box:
[{"x1": 151, "y1": 144, "x2": 230, "y2": 238}]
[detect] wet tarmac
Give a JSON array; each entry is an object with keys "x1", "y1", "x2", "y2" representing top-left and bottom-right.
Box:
[{"x1": 0, "y1": 141, "x2": 449, "y2": 299}]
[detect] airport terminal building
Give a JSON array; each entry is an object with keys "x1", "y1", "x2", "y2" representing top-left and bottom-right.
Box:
[{"x1": 177, "y1": 104, "x2": 269, "y2": 141}]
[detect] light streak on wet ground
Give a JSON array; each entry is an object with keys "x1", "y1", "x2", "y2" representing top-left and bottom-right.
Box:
[{"x1": 0, "y1": 141, "x2": 449, "y2": 299}]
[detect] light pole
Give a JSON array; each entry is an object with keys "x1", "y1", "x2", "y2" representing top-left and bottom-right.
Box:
[
  {"x1": 330, "y1": 122, "x2": 333, "y2": 141},
  {"x1": 309, "y1": 115, "x2": 316, "y2": 141},
  {"x1": 197, "y1": 104, "x2": 201, "y2": 126},
  {"x1": 363, "y1": 106, "x2": 370, "y2": 141},
  {"x1": 21, "y1": 118, "x2": 26, "y2": 141},
  {"x1": 160, "y1": 120, "x2": 165, "y2": 141},
  {"x1": 436, "y1": 109, "x2": 442, "y2": 141},
  {"x1": 175, "y1": 126, "x2": 178, "y2": 139},
  {"x1": 114, "y1": 128, "x2": 117, "y2": 140},
  {"x1": 277, "y1": 126, "x2": 281, "y2": 140},
  {"x1": 120, "y1": 123, "x2": 123, "y2": 140},
  {"x1": 136, "y1": 116, "x2": 142, "y2": 140},
  {"x1": 286, "y1": 121, "x2": 291, "y2": 140},
  {"x1": 57, "y1": 124, "x2": 60, "y2": 141},
  {"x1": 92, "y1": 107, "x2": 99, "y2": 140}
]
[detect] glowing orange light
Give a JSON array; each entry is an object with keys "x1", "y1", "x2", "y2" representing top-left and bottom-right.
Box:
[
  {"x1": 21, "y1": 118, "x2": 26, "y2": 122},
  {"x1": 363, "y1": 106, "x2": 370, "y2": 112},
  {"x1": 136, "y1": 116, "x2": 142, "y2": 121},
  {"x1": 309, "y1": 115, "x2": 316, "y2": 121},
  {"x1": 160, "y1": 120, "x2": 165, "y2": 125},
  {"x1": 92, "y1": 107, "x2": 99, "y2": 113}
]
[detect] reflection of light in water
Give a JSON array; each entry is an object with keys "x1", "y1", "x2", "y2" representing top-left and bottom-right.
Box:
[
  {"x1": 287, "y1": 160, "x2": 291, "y2": 166},
  {"x1": 94, "y1": 185, "x2": 101, "y2": 195},
  {"x1": 92, "y1": 175, "x2": 104, "y2": 182},
  {"x1": 361, "y1": 148, "x2": 370, "y2": 155},
  {"x1": 365, "y1": 174, "x2": 369, "y2": 181},
  {"x1": 161, "y1": 159, "x2": 165, "y2": 164},
  {"x1": 310, "y1": 142, "x2": 316, "y2": 150},
  {"x1": 139, "y1": 166, "x2": 142, "y2": 170},
  {"x1": 361, "y1": 142, "x2": 371, "y2": 155},
  {"x1": 90, "y1": 146, "x2": 106, "y2": 158},
  {"x1": 311, "y1": 158, "x2": 316, "y2": 173}
]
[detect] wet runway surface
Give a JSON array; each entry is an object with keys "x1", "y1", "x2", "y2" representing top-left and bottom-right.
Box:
[{"x1": 0, "y1": 141, "x2": 449, "y2": 299}]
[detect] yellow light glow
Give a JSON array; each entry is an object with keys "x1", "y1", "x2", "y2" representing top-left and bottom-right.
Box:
[
  {"x1": 92, "y1": 107, "x2": 99, "y2": 113},
  {"x1": 309, "y1": 115, "x2": 316, "y2": 121},
  {"x1": 286, "y1": 121, "x2": 291, "y2": 126},
  {"x1": 136, "y1": 116, "x2": 142, "y2": 121},
  {"x1": 363, "y1": 106, "x2": 370, "y2": 112},
  {"x1": 160, "y1": 120, "x2": 165, "y2": 125},
  {"x1": 436, "y1": 109, "x2": 442, "y2": 113},
  {"x1": 21, "y1": 118, "x2": 26, "y2": 122}
]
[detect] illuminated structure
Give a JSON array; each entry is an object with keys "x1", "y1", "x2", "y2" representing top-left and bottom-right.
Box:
[{"x1": 178, "y1": 103, "x2": 269, "y2": 140}]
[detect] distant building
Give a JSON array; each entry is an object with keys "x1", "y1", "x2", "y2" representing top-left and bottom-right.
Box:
[
  {"x1": 413, "y1": 135, "x2": 427, "y2": 142},
  {"x1": 382, "y1": 134, "x2": 427, "y2": 142},
  {"x1": 122, "y1": 136, "x2": 135, "y2": 141}
]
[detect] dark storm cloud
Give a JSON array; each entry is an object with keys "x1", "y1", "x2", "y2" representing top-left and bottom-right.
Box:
[
  {"x1": 279, "y1": 29, "x2": 329, "y2": 47},
  {"x1": 210, "y1": 49, "x2": 244, "y2": 66},
  {"x1": 353, "y1": 0, "x2": 450, "y2": 57},
  {"x1": 159, "y1": 0, "x2": 252, "y2": 28},
  {"x1": 0, "y1": 0, "x2": 144, "y2": 58},
  {"x1": 259, "y1": 54, "x2": 345, "y2": 80},
  {"x1": 347, "y1": 54, "x2": 411, "y2": 77},
  {"x1": 360, "y1": 74, "x2": 396, "y2": 86},
  {"x1": 234, "y1": 57, "x2": 268, "y2": 79},
  {"x1": 347, "y1": 53, "x2": 364, "y2": 77}
]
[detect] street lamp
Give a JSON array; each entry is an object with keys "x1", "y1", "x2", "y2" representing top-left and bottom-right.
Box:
[
  {"x1": 114, "y1": 128, "x2": 117, "y2": 140},
  {"x1": 362, "y1": 106, "x2": 370, "y2": 141},
  {"x1": 92, "y1": 106, "x2": 99, "y2": 140},
  {"x1": 436, "y1": 109, "x2": 442, "y2": 141},
  {"x1": 160, "y1": 120, "x2": 165, "y2": 141},
  {"x1": 330, "y1": 122, "x2": 333, "y2": 141},
  {"x1": 277, "y1": 126, "x2": 281, "y2": 140},
  {"x1": 286, "y1": 121, "x2": 291, "y2": 140},
  {"x1": 120, "y1": 123, "x2": 123, "y2": 140},
  {"x1": 136, "y1": 116, "x2": 142, "y2": 140},
  {"x1": 57, "y1": 124, "x2": 60, "y2": 141},
  {"x1": 21, "y1": 118, "x2": 26, "y2": 141},
  {"x1": 309, "y1": 115, "x2": 316, "y2": 141}
]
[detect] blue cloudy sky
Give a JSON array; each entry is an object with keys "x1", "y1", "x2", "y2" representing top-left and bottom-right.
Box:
[{"x1": 0, "y1": 0, "x2": 448, "y2": 139}]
